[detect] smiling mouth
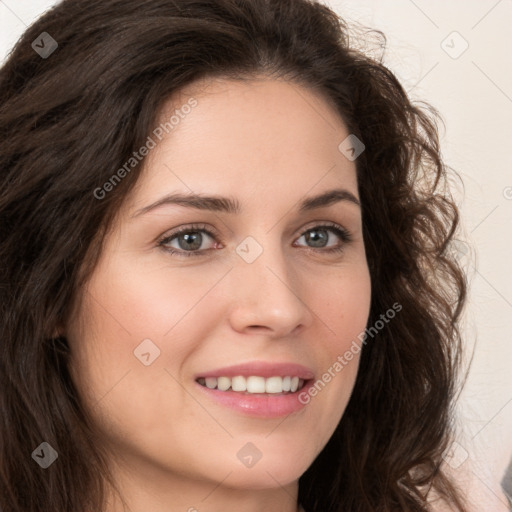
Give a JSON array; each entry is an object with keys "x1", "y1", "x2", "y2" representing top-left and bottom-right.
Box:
[{"x1": 196, "y1": 375, "x2": 307, "y2": 394}]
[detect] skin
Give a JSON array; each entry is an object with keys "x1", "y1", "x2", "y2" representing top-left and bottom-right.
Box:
[{"x1": 65, "y1": 76, "x2": 372, "y2": 512}]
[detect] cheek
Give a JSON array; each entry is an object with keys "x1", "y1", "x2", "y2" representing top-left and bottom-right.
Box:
[
  {"x1": 67, "y1": 257, "x2": 231, "y2": 404},
  {"x1": 299, "y1": 263, "x2": 371, "y2": 430},
  {"x1": 76, "y1": 257, "x2": 225, "y2": 359},
  {"x1": 98, "y1": 254, "x2": 231, "y2": 338},
  {"x1": 65, "y1": 263, "x2": 203, "y2": 461},
  {"x1": 318, "y1": 262, "x2": 372, "y2": 347}
]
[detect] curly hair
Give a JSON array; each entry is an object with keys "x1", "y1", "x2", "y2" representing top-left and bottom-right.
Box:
[{"x1": 0, "y1": 0, "x2": 468, "y2": 510}]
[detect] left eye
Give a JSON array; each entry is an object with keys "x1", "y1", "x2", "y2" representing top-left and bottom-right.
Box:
[
  {"x1": 158, "y1": 223, "x2": 351, "y2": 257},
  {"x1": 294, "y1": 225, "x2": 349, "y2": 250}
]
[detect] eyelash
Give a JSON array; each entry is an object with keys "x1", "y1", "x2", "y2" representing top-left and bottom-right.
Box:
[{"x1": 157, "y1": 222, "x2": 353, "y2": 258}]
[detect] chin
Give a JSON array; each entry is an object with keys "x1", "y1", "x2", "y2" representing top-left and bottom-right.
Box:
[
  {"x1": 220, "y1": 464, "x2": 305, "y2": 490},
  {"x1": 215, "y1": 450, "x2": 313, "y2": 490}
]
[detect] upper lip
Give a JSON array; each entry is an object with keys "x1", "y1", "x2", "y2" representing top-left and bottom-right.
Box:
[{"x1": 195, "y1": 361, "x2": 315, "y2": 380}]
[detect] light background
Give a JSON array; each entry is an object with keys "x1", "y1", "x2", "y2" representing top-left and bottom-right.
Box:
[{"x1": 1, "y1": 0, "x2": 511, "y2": 509}]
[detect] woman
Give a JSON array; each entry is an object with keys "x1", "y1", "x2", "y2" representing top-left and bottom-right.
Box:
[{"x1": 0, "y1": 0, "x2": 469, "y2": 511}]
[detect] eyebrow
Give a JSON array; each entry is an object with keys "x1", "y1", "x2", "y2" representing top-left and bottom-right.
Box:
[{"x1": 133, "y1": 188, "x2": 360, "y2": 217}]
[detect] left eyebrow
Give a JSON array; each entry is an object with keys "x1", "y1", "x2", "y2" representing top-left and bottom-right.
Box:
[
  {"x1": 132, "y1": 187, "x2": 360, "y2": 218},
  {"x1": 298, "y1": 188, "x2": 360, "y2": 211}
]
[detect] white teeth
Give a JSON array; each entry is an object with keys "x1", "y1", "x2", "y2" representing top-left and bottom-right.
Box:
[
  {"x1": 205, "y1": 377, "x2": 217, "y2": 389},
  {"x1": 247, "y1": 376, "x2": 266, "y2": 393},
  {"x1": 265, "y1": 376, "x2": 283, "y2": 393},
  {"x1": 231, "y1": 376, "x2": 246, "y2": 392},
  {"x1": 197, "y1": 375, "x2": 306, "y2": 394},
  {"x1": 217, "y1": 376, "x2": 231, "y2": 391}
]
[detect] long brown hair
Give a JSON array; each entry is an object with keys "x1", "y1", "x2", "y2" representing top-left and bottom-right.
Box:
[{"x1": 0, "y1": 0, "x2": 468, "y2": 510}]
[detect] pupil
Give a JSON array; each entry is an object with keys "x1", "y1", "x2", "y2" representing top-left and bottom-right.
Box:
[
  {"x1": 179, "y1": 232, "x2": 202, "y2": 250},
  {"x1": 306, "y1": 229, "x2": 327, "y2": 248}
]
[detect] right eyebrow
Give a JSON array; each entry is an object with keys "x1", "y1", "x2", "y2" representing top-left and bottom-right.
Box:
[{"x1": 132, "y1": 193, "x2": 241, "y2": 217}]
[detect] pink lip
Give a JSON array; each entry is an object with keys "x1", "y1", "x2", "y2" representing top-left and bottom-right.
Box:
[
  {"x1": 194, "y1": 379, "x2": 315, "y2": 418},
  {"x1": 194, "y1": 361, "x2": 315, "y2": 418},
  {"x1": 195, "y1": 361, "x2": 315, "y2": 380}
]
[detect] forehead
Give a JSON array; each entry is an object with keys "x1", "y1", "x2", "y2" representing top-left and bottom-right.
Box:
[{"x1": 127, "y1": 77, "x2": 358, "y2": 213}]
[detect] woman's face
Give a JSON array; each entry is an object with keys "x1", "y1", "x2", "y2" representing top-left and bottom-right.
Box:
[{"x1": 66, "y1": 77, "x2": 371, "y2": 508}]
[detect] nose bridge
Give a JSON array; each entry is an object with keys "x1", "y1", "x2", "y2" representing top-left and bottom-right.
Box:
[{"x1": 227, "y1": 232, "x2": 313, "y2": 334}]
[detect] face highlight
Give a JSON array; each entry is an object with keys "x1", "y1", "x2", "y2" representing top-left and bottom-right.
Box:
[{"x1": 66, "y1": 77, "x2": 371, "y2": 511}]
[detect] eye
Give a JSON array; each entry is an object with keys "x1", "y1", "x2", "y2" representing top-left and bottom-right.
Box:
[
  {"x1": 157, "y1": 222, "x2": 352, "y2": 257},
  {"x1": 158, "y1": 223, "x2": 218, "y2": 256},
  {"x1": 293, "y1": 223, "x2": 352, "y2": 254}
]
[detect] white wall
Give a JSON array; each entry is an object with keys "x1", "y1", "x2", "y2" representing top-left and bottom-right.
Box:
[{"x1": 1, "y1": 0, "x2": 511, "y2": 509}]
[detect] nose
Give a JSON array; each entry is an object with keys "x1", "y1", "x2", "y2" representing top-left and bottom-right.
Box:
[{"x1": 227, "y1": 240, "x2": 314, "y2": 338}]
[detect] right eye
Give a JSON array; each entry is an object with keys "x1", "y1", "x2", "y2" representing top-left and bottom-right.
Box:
[{"x1": 157, "y1": 223, "x2": 221, "y2": 257}]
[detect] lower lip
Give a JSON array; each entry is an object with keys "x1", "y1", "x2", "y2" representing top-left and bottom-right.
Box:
[{"x1": 195, "y1": 380, "x2": 314, "y2": 418}]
